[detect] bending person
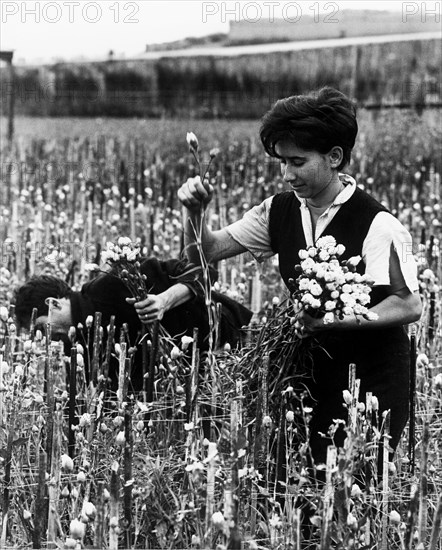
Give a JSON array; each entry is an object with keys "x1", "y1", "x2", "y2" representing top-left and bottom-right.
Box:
[{"x1": 14, "y1": 257, "x2": 252, "y2": 392}]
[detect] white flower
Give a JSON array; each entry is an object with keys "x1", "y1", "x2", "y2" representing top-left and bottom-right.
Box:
[
  {"x1": 82, "y1": 501, "x2": 97, "y2": 520},
  {"x1": 180, "y1": 335, "x2": 194, "y2": 351},
  {"x1": 126, "y1": 249, "x2": 139, "y2": 261},
  {"x1": 323, "y1": 312, "x2": 335, "y2": 324},
  {"x1": 286, "y1": 411, "x2": 294, "y2": 422},
  {"x1": 298, "y1": 278, "x2": 310, "y2": 291},
  {"x1": 0, "y1": 306, "x2": 8, "y2": 322},
  {"x1": 347, "y1": 512, "x2": 358, "y2": 530},
  {"x1": 316, "y1": 235, "x2": 336, "y2": 249},
  {"x1": 434, "y1": 373, "x2": 442, "y2": 390},
  {"x1": 359, "y1": 293, "x2": 371, "y2": 305},
  {"x1": 343, "y1": 306, "x2": 353, "y2": 316},
  {"x1": 309, "y1": 281, "x2": 323, "y2": 297},
  {"x1": 118, "y1": 236, "x2": 132, "y2": 247},
  {"x1": 171, "y1": 346, "x2": 181, "y2": 360},
  {"x1": 269, "y1": 512, "x2": 282, "y2": 528},
  {"x1": 298, "y1": 249, "x2": 309, "y2": 260},
  {"x1": 300, "y1": 258, "x2": 315, "y2": 273},
  {"x1": 318, "y1": 250, "x2": 330, "y2": 261},
  {"x1": 335, "y1": 244, "x2": 346, "y2": 256},
  {"x1": 262, "y1": 415, "x2": 272, "y2": 427},
  {"x1": 308, "y1": 247, "x2": 317, "y2": 258},
  {"x1": 301, "y1": 293, "x2": 314, "y2": 305},
  {"x1": 79, "y1": 413, "x2": 91, "y2": 427},
  {"x1": 416, "y1": 353, "x2": 429, "y2": 368},
  {"x1": 61, "y1": 454, "x2": 74, "y2": 471},
  {"x1": 366, "y1": 312, "x2": 379, "y2": 321},
  {"x1": 347, "y1": 255, "x2": 362, "y2": 267},
  {"x1": 324, "y1": 272, "x2": 336, "y2": 283},
  {"x1": 325, "y1": 301, "x2": 336, "y2": 311},
  {"x1": 310, "y1": 298, "x2": 321, "y2": 309}
]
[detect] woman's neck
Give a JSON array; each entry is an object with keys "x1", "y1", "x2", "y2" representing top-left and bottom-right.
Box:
[{"x1": 306, "y1": 174, "x2": 344, "y2": 209}]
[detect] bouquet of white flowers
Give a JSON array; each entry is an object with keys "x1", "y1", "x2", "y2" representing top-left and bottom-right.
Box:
[
  {"x1": 289, "y1": 235, "x2": 378, "y2": 325},
  {"x1": 101, "y1": 237, "x2": 148, "y2": 300}
]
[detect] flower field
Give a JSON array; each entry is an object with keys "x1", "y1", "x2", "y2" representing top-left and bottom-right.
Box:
[{"x1": 0, "y1": 109, "x2": 441, "y2": 549}]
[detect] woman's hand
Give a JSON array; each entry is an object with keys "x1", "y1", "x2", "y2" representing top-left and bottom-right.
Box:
[
  {"x1": 294, "y1": 310, "x2": 327, "y2": 339},
  {"x1": 178, "y1": 175, "x2": 214, "y2": 213},
  {"x1": 127, "y1": 295, "x2": 167, "y2": 324}
]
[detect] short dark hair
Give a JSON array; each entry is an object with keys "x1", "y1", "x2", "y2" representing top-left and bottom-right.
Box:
[
  {"x1": 14, "y1": 276, "x2": 72, "y2": 329},
  {"x1": 259, "y1": 87, "x2": 358, "y2": 170}
]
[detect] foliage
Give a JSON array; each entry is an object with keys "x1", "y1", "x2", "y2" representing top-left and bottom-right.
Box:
[{"x1": 0, "y1": 111, "x2": 441, "y2": 548}]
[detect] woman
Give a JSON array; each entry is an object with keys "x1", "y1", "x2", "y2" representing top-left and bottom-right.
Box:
[{"x1": 178, "y1": 87, "x2": 422, "y2": 471}]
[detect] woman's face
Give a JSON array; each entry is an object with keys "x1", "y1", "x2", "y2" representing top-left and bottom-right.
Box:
[{"x1": 275, "y1": 140, "x2": 339, "y2": 202}]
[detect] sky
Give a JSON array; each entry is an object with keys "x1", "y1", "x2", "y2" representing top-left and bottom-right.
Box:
[{"x1": 0, "y1": 0, "x2": 439, "y2": 64}]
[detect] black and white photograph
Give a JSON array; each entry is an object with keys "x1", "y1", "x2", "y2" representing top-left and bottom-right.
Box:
[{"x1": 0, "y1": 1, "x2": 441, "y2": 548}]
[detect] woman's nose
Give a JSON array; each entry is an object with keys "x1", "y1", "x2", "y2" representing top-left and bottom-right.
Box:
[{"x1": 283, "y1": 164, "x2": 296, "y2": 182}]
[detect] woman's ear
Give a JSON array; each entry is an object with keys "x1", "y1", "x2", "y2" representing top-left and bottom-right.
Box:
[{"x1": 329, "y1": 146, "x2": 343, "y2": 168}]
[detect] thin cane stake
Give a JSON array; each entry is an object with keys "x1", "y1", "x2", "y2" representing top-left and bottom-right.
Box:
[
  {"x1": 409, "y1": 325, "x2": 417, "y2": 475},
  {"x1": 380, "y1": 410, "x2": 391, "y2": 550}
]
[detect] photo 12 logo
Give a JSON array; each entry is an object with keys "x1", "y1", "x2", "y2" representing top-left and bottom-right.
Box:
[
  {"x1": 202, "y1": 2, "x2": 340, "y2": 24},
  {"x1": 402, "y1": 2, "x2": 441, "y2": 22},
  {"x1": 1, "y1": 1, "x2": 140, "y2": 24}
]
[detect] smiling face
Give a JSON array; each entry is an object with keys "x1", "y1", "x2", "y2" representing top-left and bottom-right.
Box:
[{"x1": 275, "y1": 141, "x2": 343, "y2": 206}]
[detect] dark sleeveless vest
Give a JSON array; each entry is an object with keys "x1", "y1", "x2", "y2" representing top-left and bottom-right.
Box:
[
  {"x1": 268, "y1": 186, "x2": 410, "y2": 375},
  {"x1": 269, "y1": 186, "x2": 391, "y2": 306}
]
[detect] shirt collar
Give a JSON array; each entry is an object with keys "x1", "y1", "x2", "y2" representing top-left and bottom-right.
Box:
[{"x1": 299, "y1": 173, "x2": 356, "y2": 209}]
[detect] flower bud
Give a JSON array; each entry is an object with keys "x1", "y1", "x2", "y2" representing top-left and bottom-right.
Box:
[
  {"x1": 69, "y1": 519, "x2": 85, "y2": 539},
  {"x1": 77, "y1": 471, "x2": 86, "y2": 483},
  {"x1": 116, "y1": 431, "x2": 126, "y2": 446},
  {"x1": 347, "y1": 512, "x2": 358, "y2": 530},
  {"x1": 263, "y1": 415, "x2": 272, "y2": 428},
  {"x1": 186, "y1": 132, "x2": 199, "y2": 152},
  {"x1": 211, "y1": 511, "x2": 225, "y2": 530},
  {"x1": 342, "y1": 389, "x2": 352, "y2": 405},
  {"x1": 389, "y1": 510, "x2": 401, "y2": 525}
]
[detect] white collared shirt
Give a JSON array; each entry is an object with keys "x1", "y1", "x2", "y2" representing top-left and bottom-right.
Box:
[{"x1": 226, "y1": 174, "x2": 419, "y2": 292}]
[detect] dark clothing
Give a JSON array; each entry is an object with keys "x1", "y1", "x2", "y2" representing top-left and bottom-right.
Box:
[
  {"x1": 70, "y1": 257, "x2": 252, "y2": 391},
  {"x1": 269, "y1": 188, "x2": 410, "y2": 467}
]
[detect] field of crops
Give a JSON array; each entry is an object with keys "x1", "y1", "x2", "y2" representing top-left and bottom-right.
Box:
[{"x1": 0, "y1": 109, "x2": 441, "y2": 549}]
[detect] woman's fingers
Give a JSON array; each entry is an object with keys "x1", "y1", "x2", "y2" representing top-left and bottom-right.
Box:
[
  {"x1": 133, "y1": 295, "x2": 165, "y2": 323},
  {"x1": 178, "y1": 176, "x2": 213, "y2": 210}
]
